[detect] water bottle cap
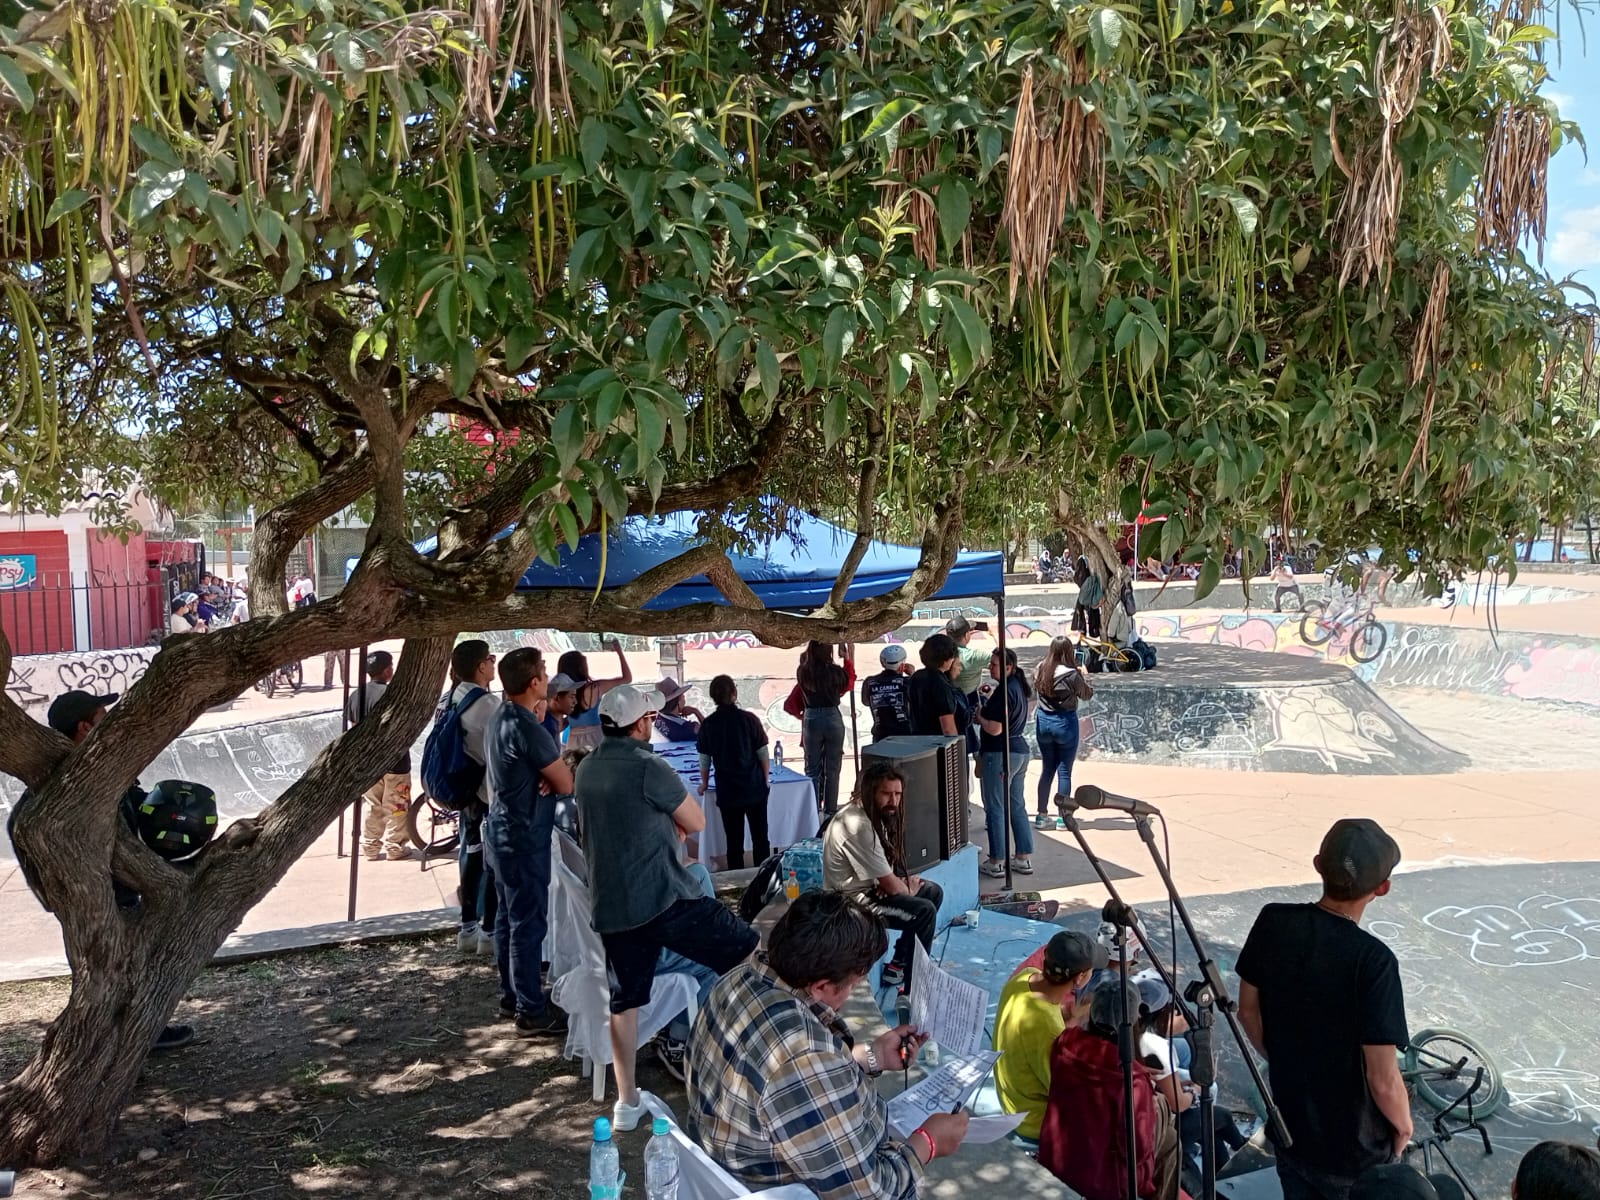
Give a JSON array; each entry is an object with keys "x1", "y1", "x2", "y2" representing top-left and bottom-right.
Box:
[
  {"x1": 594, "y1": 1117, "x2": 612, "y2": 1140},
  {"x1": 652, "y1": 1117, "x2": 670, "y2": 1135}
]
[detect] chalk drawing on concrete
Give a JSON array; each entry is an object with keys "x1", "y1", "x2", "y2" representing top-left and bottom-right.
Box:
[
  {"x1": 1169, "y1": 699, "x2": 1256, "y2": 758},
  {"x1": 1263, "y1": 686, "x2": 1397, "y2": 769},
  {"x1": 1500, "y1": 1043, "x2": 1600, "y2": 1132},
  {"x1": 1422, "y1": 894, "x2": 1600, "y2": 968}
]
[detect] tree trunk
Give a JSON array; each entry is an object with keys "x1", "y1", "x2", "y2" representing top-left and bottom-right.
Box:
[
  {"x1": 0, "y1": 635, "x2": 453, "y2": 1166},
  {"x1": 1587, "y1": 514, "x2": 1596, "y2": 562}
]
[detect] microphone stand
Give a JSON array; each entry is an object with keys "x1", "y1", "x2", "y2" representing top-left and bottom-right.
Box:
[
  {"x1": 1104, "y1": 898, "x2": 1141, "y2": 1200},
  {"x1": 1184, "y1": 978, "x2": 1218, "y2": 1200},
  {"x1": 1128, "y1": 811, "x2": 1291, "y2": 1200}
]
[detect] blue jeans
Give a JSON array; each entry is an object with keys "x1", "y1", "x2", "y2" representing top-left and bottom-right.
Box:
[
  {"x1": 1035, "y1": 708, "x2": 1080, "y2": 814},
  {"x1": 802, "y1": 706, "x2": 847, "y2": 816},
  {"x1": 980, "y1": 748, "x2": 1033, "y2": 858},
  {"x1": 483, "y1": 803, "x2": 556, "y2": 1018},
  {"x1": 458, "y1": 805, "x2": 497, "y2": 933}
]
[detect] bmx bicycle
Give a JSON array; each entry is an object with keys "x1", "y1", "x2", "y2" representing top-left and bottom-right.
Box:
[
  {"x1": 1402, "y1": 1028, "x2": 1504, "y2": 1200},
  {"x1": 406, "y1": 792, "x2": 460, "y2": 858},
  {"x1": 1075, "y1": 633, "x2": 1140, "y2": 673},
  {"x1": 1298, "y1": 595, "x2": 1388, "y2": 663},
  {"x1": 255, "y1": 661, "x2": 304, "y2": 697}
]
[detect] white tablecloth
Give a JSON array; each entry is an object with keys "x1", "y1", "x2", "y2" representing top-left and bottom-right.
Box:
[{"x1": 653, "y1": 742, "x2": 818, "y2": 865}]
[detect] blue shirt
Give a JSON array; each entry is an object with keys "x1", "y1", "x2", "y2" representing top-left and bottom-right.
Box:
[{"x1": 484, "y1": 702, "x2": 561, "y2": 847}]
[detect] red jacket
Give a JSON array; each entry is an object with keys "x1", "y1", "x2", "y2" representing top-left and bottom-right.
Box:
[{"x1": 1038, "y1": 1025, "x2": 1160, "y2": 1200}]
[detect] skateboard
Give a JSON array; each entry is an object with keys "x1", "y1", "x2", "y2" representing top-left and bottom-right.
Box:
[{"x1": 978, "y1": 891, "x2": 1060, "y2": 921}]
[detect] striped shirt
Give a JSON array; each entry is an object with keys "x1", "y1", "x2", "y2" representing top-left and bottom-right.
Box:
[{"x1": 686, "y1": 957, "x2": 924, "y2": 1200}]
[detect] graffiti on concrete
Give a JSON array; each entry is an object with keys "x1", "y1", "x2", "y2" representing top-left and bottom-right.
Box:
[
  {"x1": 1168, "y1": 698, "x2": 1257, "y2": 758},
  {"x1": 683, "y1": 630, "x2": 759, "y2": 652},
  {"x1": 1264, "y1": 686, "x2": 1397, "y2": 769},
  {"x1": 1423, "y1": 894, "x2": 1600, "y2": 969},
  {"x1": 5, "y1": 646, "x2": 159, "y2": 719}
]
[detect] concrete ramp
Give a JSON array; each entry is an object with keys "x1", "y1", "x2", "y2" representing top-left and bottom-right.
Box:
[{"x1": 1042, "y1": 644, "x2": 1469, "y2": 775}]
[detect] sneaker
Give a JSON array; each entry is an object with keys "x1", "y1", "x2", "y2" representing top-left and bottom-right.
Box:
[
  {"x1": 979, "y1": 858, "x2": 1007, "y2": 878},
  {"x1": 498, "y1": 999, "x2": 517, "y2": 1020},
  {"x1": 612, "y1": 1096, "x2": 649, "y2": 1133},
  {"x1": 476, "y1": 929, "x2": 497, "y2": 957},
  {"x1": 880, "y1": 961, "x2": 906, "y2": 989},
  {"x1": 1014, "y1": 856, "x2": 1035, "y2": 874},
  {"x1": 363, "y1": 852, "x2": 384, "y2": 862},
  {"x1": 457, "y1": 924, "x2": 480, "y2": 953},
  {"x1": 654, "y1": 1035, "x2": 687, "y2": 1083},
  {"x1": 1034, "y1": 813, "x2": 1054, "y2": 830},
  {"x1": 513, "y1": 1010, "x2": 569, "y2": 1038},
  {"x1": 385, "y1": 847, "x2": 417, "y2": 862},
  {"x1": 152, "y1": 1023, "x2": 195, "y2": 1052}
]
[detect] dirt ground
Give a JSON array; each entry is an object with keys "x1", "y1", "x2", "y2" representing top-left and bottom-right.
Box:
[{"x1": 2, "y1": 935, "x2": 681, "y2": 1199}]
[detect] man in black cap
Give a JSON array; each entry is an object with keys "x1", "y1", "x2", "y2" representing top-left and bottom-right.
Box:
[
  {"x1": 345, "y1": 650, "x2": 413, "y2": 861},
  {"x1": 1236, "y1": 819, "x2": 1411, "y2": 1200},
  {"x1": 993, "y1": 929, "x2": 1110, "y2": 1145},
  {"x1": 5, "y1": 690, "x2": 195, "y2": 1051}
]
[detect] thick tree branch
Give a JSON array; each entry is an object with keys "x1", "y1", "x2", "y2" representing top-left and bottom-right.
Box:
[
  {"x1": 823, "y1": 412, "x2": 887, "y2": 614},
  {"x1": 0, "y1": 629, "x2": 69, "y2": 790},
  {"x1": 248, "y1": 449, "x2": 374, "y2": 617}
]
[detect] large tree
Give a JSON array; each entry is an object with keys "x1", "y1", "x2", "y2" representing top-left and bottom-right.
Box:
[{"x1": 0, "y1": 0, "x2": 1594, "y2": 1163}]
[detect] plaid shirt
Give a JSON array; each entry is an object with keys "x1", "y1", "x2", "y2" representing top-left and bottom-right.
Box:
[{"x1": 686, "y1": 957, "x2": 924, "y2": 1200}]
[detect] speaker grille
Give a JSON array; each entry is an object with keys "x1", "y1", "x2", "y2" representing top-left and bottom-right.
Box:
[{"x1": 939, "y1": 742, "x2": 967, "y2": 857}]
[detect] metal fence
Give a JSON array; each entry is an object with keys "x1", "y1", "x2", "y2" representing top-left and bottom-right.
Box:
[{"x1": 0, "y1": 571, "x2": 169, "y2": 655}]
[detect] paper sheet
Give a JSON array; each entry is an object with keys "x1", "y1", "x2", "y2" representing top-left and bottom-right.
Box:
[
  {"x1": 885, "y1": 1051, "x2": 1002, "y2": 1139},
  {"x1": 960, "y1": 1112, "x2": 1028, "y2": 1144},
  {"x1": 909, "y1": 940, "x2": 989, "y2": 1060}
]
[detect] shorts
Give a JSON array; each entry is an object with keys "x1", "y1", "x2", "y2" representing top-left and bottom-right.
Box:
[{"x1": 600, "y1": 895, "x2": 759, "y2": 1014}]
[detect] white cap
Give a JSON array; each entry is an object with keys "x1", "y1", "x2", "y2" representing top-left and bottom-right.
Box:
[{"x1": 597, "y1": 683, "x2": 668, "y2": 727}]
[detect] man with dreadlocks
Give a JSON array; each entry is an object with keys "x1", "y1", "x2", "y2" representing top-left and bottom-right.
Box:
[{"x1": 822, "y1": 760, "x2": 944, "y2": 991}]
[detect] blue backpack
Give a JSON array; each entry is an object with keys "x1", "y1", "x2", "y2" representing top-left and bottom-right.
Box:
[{"x1": 420, "y1": 687, "x2": 489, "y2": 810}]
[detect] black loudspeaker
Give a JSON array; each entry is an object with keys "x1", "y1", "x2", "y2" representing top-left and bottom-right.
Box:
[{"x1": 861, "y1": 735, "x2": 969, "y2": 868}]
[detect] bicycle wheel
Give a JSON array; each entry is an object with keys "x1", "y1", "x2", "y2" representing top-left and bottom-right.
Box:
[
  {"x1": 1349, "y1": 618, "x2": 1388, "y2": 664},
  {"x1": 1299, "y1": 601, "x2": 1333, "y2": 646},
  {"x1": 1404, "y1": 1028, "x2": 1507, "y2": 1118},
  {"x1": 286, "y1": 661, "x2": 303, "y2": 693},
  {"x1": 407, "y1": 794, "x2": 461, "y2": 857},
  {"x1": 262, "y1": 671, "x2": 278, "y2": 698}
]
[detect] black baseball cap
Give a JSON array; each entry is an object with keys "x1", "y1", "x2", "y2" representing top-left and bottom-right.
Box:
[
  {"x1": 1318, "y1": 818, "x2": 1402, "y2": 900},
  {"x1": 1043, "y1": 930, "x2": 1109, "y2": 978},
  {"x1": 46, "y1": 689, "x2": 118, "y2": 736},
  {"x1": 365, "y1": 650, "x2": 394, "y2": 675}
]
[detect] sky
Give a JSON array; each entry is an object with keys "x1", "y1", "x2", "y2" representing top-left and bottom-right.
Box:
[{"x1": 1544, "y1": 2, "x2": 1600, "y2": 290}]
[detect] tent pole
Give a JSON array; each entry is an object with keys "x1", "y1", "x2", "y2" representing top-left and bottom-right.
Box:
[
  {"x1": 999, "y1": 594, "x2": 1012, "y2": 893},
  {"x1": 847, "y1": 642, "x2": 860, "y2": 773}
]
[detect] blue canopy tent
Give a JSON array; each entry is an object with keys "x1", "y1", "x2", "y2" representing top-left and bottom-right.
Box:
[{"x1": 401, "y1": 504, "x2": 1004, "y2": 609}]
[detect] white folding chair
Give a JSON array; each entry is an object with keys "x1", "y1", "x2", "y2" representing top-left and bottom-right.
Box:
[
  {"x1": 640, "y1": 1094, "x2": 818, "y2": 1200},
  {"x1": 549, "y1": 856, "x2": 701, "y2": 1101}
]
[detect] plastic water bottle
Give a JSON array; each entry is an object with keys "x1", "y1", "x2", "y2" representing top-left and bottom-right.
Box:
[
  {"x1": 589, "y1": 1117, "x2": 620, "y2": 1200},
  {"x1": 644, "y1": 1117, "x2": 680, "y2": 1200},
  {"x1": 784, "y1": 868, "x2": 800, "y2": 901},
  {"x1": 774, "y1": 740, "x2": 784, "y2": 767}
]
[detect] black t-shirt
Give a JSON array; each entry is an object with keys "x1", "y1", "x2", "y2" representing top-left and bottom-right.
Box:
[
  {"x1": 908, "y1": 668, "x2": 968, "y2": 737},
  {"x1": 799, "y1": 662, "x2": 847, "y2": 709},
  {"x1": 978, "y1": 674, "x2": 1030, "y2": 754},
  {"x1": 696, "y1": 703, "x2": 769, "y2": 805},
  {"x1": 861, "y1": 670, "x2": 912, "y2": 740},
  {"x1": 1236, "y1": 903, "x2": 1410, "y2": 1175}
]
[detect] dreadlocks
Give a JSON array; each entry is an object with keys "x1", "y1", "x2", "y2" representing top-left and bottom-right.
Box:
[{"x1": 852, "y1": 760, "x2": 908, "y2": 876}]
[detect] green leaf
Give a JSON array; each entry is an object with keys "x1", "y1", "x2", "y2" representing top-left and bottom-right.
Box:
[
  {"x1": 718, "y1": 198, "x2": 748, "y2": 254},
  {"x1": 1193, "y1": 555, "x2": 1222, "y2": 603},
  {"x1": 130, "y1": 124, "x2": 180, "y2": 167},
  {"x1": 823, "y1": 391, "x2": 848, "y2": 449},
  {"x1": 203, "y1": 33, "x2": 238, "y2": 98},
  {"x1": 755, "y1": 339, "x2": 782, "y2": 405},
  {"x1": 859, "y1": 97, "x2": 921, "y2": 143},
  {"x1": 634, "y1": 395, "x2": 666, "y2": 456},
  {"x1": 434, "y1": 278, "x2": 458, "y2": 338},
  {"x1": 504, "y1": 326, "x2": 541, "y2": 372},
  {"x1": 567, "y1": 228, "x2": 606, "y2": 291},
  {"x1": 450, "y1": 339, "x2": 477, "y2": 398},
  {"x1": 0, "y1": 56, "x2": 35, "y2": 113},
  {"x1": 554, "y1": 502, "x2": 580, "y2": 550},
  {"x1": 131, "y1": 168, "x2": 187, "y2": 221},
  {"x1": 1160, "y1": 514, "x2": 1187, "y2": 562},
  {"x1": 890, "y1": 277, "x2": 914, "y2": 320},
  {"x1": 551, "y1": 403, "x2": 584, "y2": 471},
  {"x1": 1126, "y1": 429, "x2": 1173, "y2": 456},
  {"x1": 580, "y1": 118, "x2": 608, "y2": 175},
  {"x1": 889, "y1": 351, "x2": 911, "y2": 396},
  {"x1": 942, "y1": 294, "x2": 990, "y2": 382},
  {"x1": 641, "y1": 0, "x2": 672, "y2": 48},
  {"x1": 45, "y1": 189, "x2": 90, "y2": 226},
  {"x1": 823, "y1": 307, "x2": 856, "y2": 372},
  {"x1": 1088, "y1": 8, "x2": 1125, "y2": 64},
  {"x1": 1119, "y1": 482, "x2": 1143, "y2": 522},
  {"x1": 937, "y1": 180, "x2": 971, "y2": 254},
  {"x1": 913, "y1": 356, "x2": 940, "y2": 419},
  {"x1": 1227, "y1": 192, "x2": 1259, "y2": 237},
  {"x1": 596, "y1": 381, "x2": 626, "y2": 430},
  {"x1": 209, "y1": 194, "x2": 247, "y2": 253},
  {"x1": 646, "y1": 308, "x2": 683, "y2": 370},
  {"x1": 330, "y1": 29, "x2": 366, "y2": 77}
]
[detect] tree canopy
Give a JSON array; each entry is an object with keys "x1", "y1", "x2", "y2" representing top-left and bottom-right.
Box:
[{"x1": 0, "y1": 0, "x2": 1597, "y2": 1164}]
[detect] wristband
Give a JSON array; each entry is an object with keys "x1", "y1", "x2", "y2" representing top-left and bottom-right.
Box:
[{"x1": 914, "y1": 1129, "x2": 937, "y2": 1162}]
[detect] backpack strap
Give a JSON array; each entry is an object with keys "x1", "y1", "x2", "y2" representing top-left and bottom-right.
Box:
[{"x1": 455, "y1": 685, "x2": 489, "y2": 713}]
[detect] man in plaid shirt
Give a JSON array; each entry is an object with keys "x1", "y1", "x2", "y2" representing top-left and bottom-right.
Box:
[{"x1": 686, "y1": 892, "x2": 969, "y2": 1200}]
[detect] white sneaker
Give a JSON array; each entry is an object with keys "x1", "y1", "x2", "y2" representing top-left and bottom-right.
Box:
[
  {"x1": 457, "y1": 924, "x2": 479, "y2": 953},
  {"x1": 612, "y1": 1096, "x2": 648, "y2": 1133},
  {"x1": 477, "y1": 929, "x2": 497, "y2": 957}
]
